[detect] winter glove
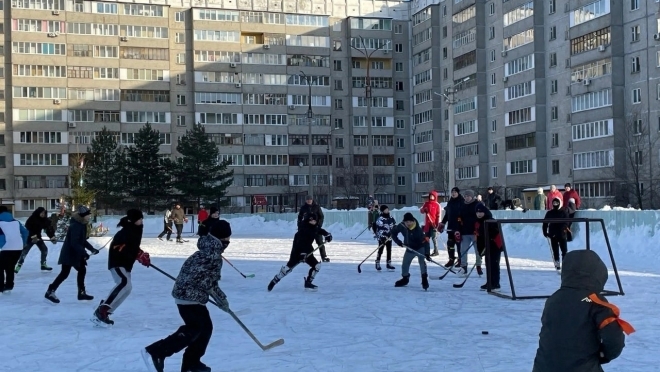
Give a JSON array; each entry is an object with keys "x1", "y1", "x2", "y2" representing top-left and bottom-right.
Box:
[
  {"x1": 425, "y1": 254, "x2": 432, "y2": 262},
  {"x1": 438, "y1": 223, "x2": 445, "y2": 233},
  {"x1": 394, "y1": 239, "x2": 403, "y2": 247},
  {"x1": 136, "y1": 251, "x2": 151, "y2": 267},
  {"x1": 89, "y1": 248, "x2": 100, "y2": 255},
  {"x1": 50, "y1": 237, "x2": 57, "y2": 244},
  {"x1": 325, "y1": 234, "x2": 333, "y2": 243},
  {"x1": 210, "y1": 290, "x2": 229, "y2": 313},
  {"x1": 30, "y1": 235, "x2": 39, "y2": 244},
  {"x1": 84, "y1": 253, "x2": 91, "y2": 261},
  {"x1": 454, "y1": 231, "x2": 462, "y2": 243}
]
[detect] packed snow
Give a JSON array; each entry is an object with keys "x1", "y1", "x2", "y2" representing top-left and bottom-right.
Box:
[{"x1": 1, "y1": 216, "x2": 657, "y2": 371}]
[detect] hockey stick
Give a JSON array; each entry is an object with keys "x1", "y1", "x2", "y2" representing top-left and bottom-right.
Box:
[
  {"x1": 402, "y1": 245, "x2": 449, "y2": 269},
  {"x1": 227, "y1": 309, "x2": 285, "y2": 351},
  {"x1": 222, "y1": 256, "x2": 255, "y2": 278},
  {"x1": 546, "y1": 237, "x2": 561, "y2": 275},
  {"x1": 452, "y1": 263, "x2": 477, "y2": 288},
  {"x1": 351, "y1": 226, "x2": 369, "y2": 240},
  {"x1": 438, "y1": 242, "x2": 474, "y2": 280},
  {"x1": 357, "y1": 237, "x2": 392, "y2": 273},
  {"x1": 149, "y1": 263, "x2": 224, "y2": 309}
]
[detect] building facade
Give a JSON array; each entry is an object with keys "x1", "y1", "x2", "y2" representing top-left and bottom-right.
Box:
[{"x1": 1, "y1": 0, "x2": 658, "y2": 216}]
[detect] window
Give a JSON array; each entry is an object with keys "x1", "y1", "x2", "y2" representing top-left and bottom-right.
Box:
[
  {"x1": 573, "y1": 150, "x2": 614, "y2": 169},
  {"x1": 120, "y1": 46, "x2": 168, "y2": 60},
  {"x1": 634, "y1": 151, "x2": 643, "y2": 165},
  {"x1": 15, "y1": 109, "x2": 63, "y2": 121},
  {"x1": 490, "y1": 49, "x2": 496, "y2": 62},
  {"x1": 575, "y1": 182, "x2": 613, "y2": 198},
  {"x1": 506, "y1": 107, "x2": 535, "y2": 126},
  {"x1": 454, "y1": 98, "x2": 477, "y2": 114},
  {"x1": 397, "y1": 157, "x2": 405, "y2": 167},
  {"x1": 551, "y1": 133, "x2": 559, "y2": 147},
  {"x1": 508, "y1": 159, "x2": 536, "y2": 175},
  {"x1": 632, "y1": 119, "x2": 643, "y2": 135},
  {"x1": 492, "y1": 143, "x2": 498, "y2": 155},
  {"x1": 503, "y1": 2, "x2": 533, "y2": 27},
  {"x1": 550, "y1": 26, "x2": 556, "y2": 40},
  {"x1": 333, "y1": 40, "x2": 342, "y2": 51},
  {"x1": 489, "y1": 3, "x2": 495, "y2": 15},
  {"x1": 631, "y1": 25, "x2": 640, "y2": 42},
  {"x1": 549, "y1": 0, "x2": 556, "y2": 14},
  {"x1": 396, "y1": 119, "x2": 405, "y2": 129},
  {"x1": 506, "y1": 81, "x2": 535, "y2": 100},
  {"x1": 334, "y1": 118, "x2": 343, "y2": 129},
  {"x1": 177, "y1": 115, "x2": 186, "y2": 127},
  {"x1": 491, "y1": 120, "x2": 497, "y2": 132},
  {"x1": 489, "y1": 26, "x2": 495, "y2": 39},
  {"x1": 490, "y1": 95, "x2": 497, "y2": 108},
  {"x1": 491, "y1": 73, "x2": 496, "y2": 85},
  {"x1": 455, "y1": 143, "x2": 478, "y2": 158},
  {"x1": 125, "y1": 111, "x2": 169, "y2": 123},
  {"x1": 571, "y1": 89, "x2": 611, "y2": 112},
  {"x1": 550, "y1": 53, "x2": 557, "y2": 67},
  {"x1": 177, "y1": 95, "x2": 186, "y2": 105},
  {"x1": 0, "y1": 156, "x2": 4, "y2": 168},
  {"x1": 333, "y1": 60, "x2": 342, "y2": 71},
  {"x1": 395, "y1": 44, "x2": 403, "y2": 53},
  {"x1": 413, "y1": 28, "x2": 432, "y2": 46},
  {"x1": 175, "y1": 11, "x2": 185, "y2": 22},
  {"x1": 630, "y1": 0, "x2": 638, "y2": 11},
  {"x1": 396, "y1": 138, "x2": 405, "y2": 148},
  {"x1": 505, "y1": 132, "x2": 536, "y2": 150},
  {"x1": 572, "y1": 119, "x2": 613, "y2": 140},
  {"x1": 454, "y1": 50, "x2": 476, "y2": 70},
  {"x1": 396, "y1": 81, "x2": 404, "y2": 91},
  {"x1": 334, "y1": 99, "x2": 343, "y2": 109},
  {"x1": 632, "y1": 88, "x2": 642, "y2": 104},
  {"x1": 14, "y1": 42, "x2": 66, "y2": 55},
  {"x1": 504, "y1": 29, "x2": 534, "y2": 50},
  {"x1": 571, "y1": 0, "x2": 609, "y2": 26},
  {"x1": 570, "y1": 27, "x2": 610, "y2": 55},
  {"x1": 505, "y1": 54, "x2": 534, "y2": 76},
  {"x1": 416, "y1": 171, "x2": 433, "y2": 183},
  {"x1": 397, "y1": 176, "x2": 406, "y2": 186},
  {"x1": 122, "y1": 4, "x2": 164, "y2": 16},
  {"x1": 395, "y1": 62, "x2": 403, "y2": 72},
  {"x1": 551, "y1": 106, "x2": 558, "y2": 120},
  {"x1": 456, "y1": 166, "x2": 478, "y2": 180},
  {"x1": 19, "y1": 154, "x2": 64, "y2": 166},
  {"x1": 395, "y1": 24, "x2": 403, "y2": 34},
  {"x1": 456, "y1": 120, "x2": 477, "y2": 136},
  {"x1": 491, "y1": 166, "x2": 498, "y2": 179},
  {"x1": 631, "y1": 57, "x2": 640, "y2": 73},
  {"x1": 552, "y1": 160, "x2": 560, "y2": 174},
  {"x1": 571, "y1": 58, "x2": 611, "y2": 83},
  {"x1": 350, "y1": 18, "x2": 392, "y2": 31},
  {"x1": 551, "y1": 80, "x2": 558, "y2": 94},
  {"x1": 453, "y1": 28, "x2": 476, "y2": 48}
]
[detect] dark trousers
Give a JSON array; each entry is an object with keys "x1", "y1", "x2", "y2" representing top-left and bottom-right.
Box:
[
  {"x1": 50, "y1": 262, "x2": 87, "y2": 291},
  {"x1": 18, "y1": 240, "x2": 48, "y2": 265},
  {"x1": 0, "y1": 250, "x2": 22, "y2": 290},
  {"x1": 485, "y1": 245, "x2": 502, "y2": 286},
  {"x1": 315, "y1": 234, "x2": 327, "y2": 259},
  {"x1": 285, "y1": 247, "x2": 320, "y2": 270},
  {"x1": 147, "y1": 304, "x2": 213, "y2": 369},
  {"x1": 377, "y1": 238, "x2": 392, "y2": 262},
  {"x1": 175, "y1": 224, "x2": 183, "y2": 240},
  {"x1": 158, "y1": 222, "x2": 173, "y2": 240},
  {"x1": 446, "y1": 230, "x2": 460, "y2": 260},
  {"x1": 550, "y1": 236, "x2": 568, "y2": 262}
]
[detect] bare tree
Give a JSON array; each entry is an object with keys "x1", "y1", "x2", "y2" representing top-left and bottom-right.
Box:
[
  {"x1": 617, "y1": 112, "x2": 660, "y2": 209},
  {"x1": 333, "y1": 165, "x2": 387, "y2": 207}
]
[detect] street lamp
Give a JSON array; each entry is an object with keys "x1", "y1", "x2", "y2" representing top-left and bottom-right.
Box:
[
  {"x1": 300, "y1": 71, "x2": 315, "y2": 199},
  {"x1": 434, "y1": 76, "x2": 470, "y2": 192},
  {"x1": 351, "y1": 36, "x2": 386, "y2": 200}
]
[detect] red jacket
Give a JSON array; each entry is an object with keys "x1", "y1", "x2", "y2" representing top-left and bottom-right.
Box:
[
  {"x1": 197, "y1": 209, "x2": 209, "y2": 223},
  {"x1": 419, "y1": 190, "x2": 442, "y2": 233},
  {"x1": 546, "y1": 190, "x2": 563, "y2": 210},
  {"x1": 563, "y1": 189, "x2": 581, "y2": 210}
]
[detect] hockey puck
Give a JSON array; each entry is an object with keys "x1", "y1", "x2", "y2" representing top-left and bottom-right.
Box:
[{"x1": 482, "y1": 331, "x2": 489, "y2": 335}]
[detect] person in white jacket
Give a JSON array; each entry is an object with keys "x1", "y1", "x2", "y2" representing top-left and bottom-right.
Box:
[
  {"x1": 0, "y1": 206, "x2": 29, "y2": 294},
  {"x1": 157, "y1": 207, "x2": 173, "y2": 241}
]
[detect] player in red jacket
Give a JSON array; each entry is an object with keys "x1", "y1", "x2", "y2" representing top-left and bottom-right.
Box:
[
  {"x1": 197, "y1": 206, "x2": 209, "y2": 236},
  {"x1": 420, "y1": 190, "x2": 442, "y2": 256}
]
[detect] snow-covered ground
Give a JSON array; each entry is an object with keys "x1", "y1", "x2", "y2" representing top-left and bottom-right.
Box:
[{"x1": 0, "y1": 219, "x2": 657, "y2": 372}]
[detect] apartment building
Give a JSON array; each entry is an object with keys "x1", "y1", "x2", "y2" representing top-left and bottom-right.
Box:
[
  {"x1": 2, "y1": 0, "x2": 658, "y2": 216},
  {"x1": 409, "y1": 0, "x2": 660, "y2": 208}
]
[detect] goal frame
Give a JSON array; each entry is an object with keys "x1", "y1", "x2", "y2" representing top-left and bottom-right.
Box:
[{"x1": 483, "y1": 217, "x2": 624, "y2": 300}]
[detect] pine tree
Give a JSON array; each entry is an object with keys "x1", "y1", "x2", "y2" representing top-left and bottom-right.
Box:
[
  {"x1": 173, "y1": 123, "x2": 234, "y2": 208},
  {"x1": 85, "y1": 127, "x2": 124, "y2": 213},
  {"x1": 52, "y1": 200, "x2": 71, "y2": 241},
  {"x1": 125, "y1": 123, "x2": 172, "y2": 211}
]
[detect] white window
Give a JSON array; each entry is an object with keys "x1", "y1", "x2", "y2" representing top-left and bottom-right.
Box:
[
  {"x1": 575, "y1": 182, "x2": 613, "y2": 198},
  {"x1": 571, "y1": 89, "x2": 612, "y2": 113},
  {"x1": 415, "y1": 151, "x2": 434, "y2": 163},
  {"x1": 455, "y1": 143, "x2": 478, "y2": 158},
  {"x1": 506, "y1": 107, "x2": 535, "y2": 126},
  {"x1": 571, "y1": 0, "x2": 609, "y2": 27},
  {"x1": 630, "y1": 0, "x2": 638, "y2": 11},
  {"x1": 414, "y1": 130, "x2": 433, "y2": 144},
  {"x1": 505, "y1": 81, "x2": 535, "y2": 101},
  {"x1": 507, "y1": 159, "x2": 536, "y2": 175},
  {"x1": 505, "y1": 54, "x2": 535, "y2": 76},
  {"x1": 413, "y1": 110, "x2": 433, "y2": 125},
  {"x1": 573, "y1": 150, "x2": 614, "y2": 169},
  {"x1": 570, "y1": 58, "x2": 611, "y2": 83},
  {"x1": 632, "y1": 88, "x2": 642, "y2": 104},
  {"x1": 175, "y1": 11, "x2": 185, "y2": 22},
  {"x1": 15, "y1": 109, "x2": 63, "y2": 121},
  {"x1": 456, "y1": 166, "x2": 478, "y2": 180},
  {"x1": 503, "y1": 2, "x2": 533, "y2": 27},
  {"x1": 125, "y1": 111, "x2": 168, "y2": 123},
  {"x1": 18, "y1": 153, "x2": 65, "y2": 166},
  {"x1": 453, "y1": 28, "x2": 476, "y2": 49},
  {"x1": 218, "y1": 154, "x2": 244, "y2": 166},
  {"x1": 491, "y1": 166, "x2": 498, "y2": 179},
  {"x1": 504, "y1": 29, "x2": 534, "y2": 51},
  {"x1": 631, "y1": 25, "x2": 640, "y2": 42},
  {"x1": 455, "y1": 119, "x2": 478, "y2": 136},
  {"x1": 396, "y1": 119, "x2": 405, "y2": 129},
  {"x1": 454, "y1": 97, "x2": 477, "y2": 114},
  {"x1": 416, "y1": 171, "x2": 434, "y2": 183}
]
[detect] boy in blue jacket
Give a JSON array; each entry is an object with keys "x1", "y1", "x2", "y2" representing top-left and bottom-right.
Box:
[
  {"x1": 0, "y1": 206, "x2": 30, "y2": 293},
  {"x1": 391, "y1": 212, "x2": 430, "y2": 290}
]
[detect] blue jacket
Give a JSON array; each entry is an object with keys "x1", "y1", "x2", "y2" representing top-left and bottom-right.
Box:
[
  {"x1": 391, "y1": 218, "x2": 428, "y2": 253},
  {"x1": 0, "y1": 211, "x2": 29, "y2": 250}
]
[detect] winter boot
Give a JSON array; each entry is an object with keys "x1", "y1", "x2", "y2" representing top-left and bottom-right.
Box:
[
  {"x1": 430, "y1": 249, "x2": 439, "y2": 257},
  {"x1": 421, "y1": 273, "x2": 429, "y2": 291},
  {"x1": 41, "y1": 262, "x2": 52, "y2": 271},
  {"x1": 554, "y1": 260, "x2": 561, "y2": 270},
  {"x1": 375, "y1": 260, "x2": 382, "y2": 271},
  {"x1": 141, "y1": 348, "x2": 165, "y2": 372},
  {"x1": 176, "y1": 239, "x2": 184, "y2": 244},
  {"x1": 92, "y1": 301, "x2": 114, "y2": 327},
  {"x1": 476, "y1": 265, "x2": 483, "y2": 276},
  {"x1": 322, "y1": 257, "x2": 330, "y2": 263},
  {"x1": 45, "y1": 287, "x2": 60, "y2": 304},
  {"x1": 394, "y1": 274, "x2": 410, "y2": 287},
  {"x1": 458, "y1": 266, "x2": 469, "y2": 278},
  {"x1": 386, "y1": 261, "x2": 395, "y2": 270},
  {"x1": 480, "y1": 283, "x2": 501, "y2": 291},
  {"x1": 78, "y1": 288, "x2": 94, "y2": 301},
  {"x1": 304, "y1": 277, "x2": 318, "y2": 291},
  {"x1": 444, "y1": 258, "x2": 455, "y2": 268},
  {"x1": 14, "y1": 263, "x2": 22, "y2": 274},
  {"x1": 182, "y1": 362, "x2": 212, "y2": 372},
  {"x1": 268, "y1": 265, "x2": 291, "y2": 292}
]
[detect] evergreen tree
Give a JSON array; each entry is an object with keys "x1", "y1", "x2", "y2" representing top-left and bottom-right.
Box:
[
  {"x1": 173, "y1": 123, "x2": 234, "y2": 208},
  {"x1": 85, "y1": 127, "x2": 123, "y2": 213},
  {"x1": 125, "y1": 123, "x2": 172, "y2": 211}
]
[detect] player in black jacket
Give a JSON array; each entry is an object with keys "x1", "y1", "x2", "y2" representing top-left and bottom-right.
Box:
[
  {"x1": 198, "y1": 207, "x2": 232, "y2": 248},
  {"x1": 268, "y1": 213, "x2": 332, "y2": 292},
  {"x1": 92, "y1": 209, "x2": 151, "y2": 327},
  {"x1": 438, "y1": 187, "x2": 464, "y2": 267},
  {"x1": 391, "y1": 213, "x2": 430, "y2": 290},
  {"x1": 542, "y1": 197, "x2": 569, "y2": 270},
  {"x1": 15, "y1": 207, "x2": 56, "y2": 272},
  {"x1": 372, "y1": 205, "x2": 396, "y2": 271},
  {"x1": 533, "y1": 250, "x2": 634, "y2": 372},
  {"x1": 297, "y1": 195, "x2": 328, "y2": 262}
]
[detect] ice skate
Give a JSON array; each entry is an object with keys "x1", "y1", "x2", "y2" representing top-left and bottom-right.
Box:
[
  {"x1": 304, "y1": 277, "x2": 318, "y2": 292},
  {"x1": 375, "y1": 260, "x2": 382, "y2": 271},
  {"x1": 141, "y1": 348, "x2": 165, "y2": 372},
  {"x1": 182, "y1": 361, "x2": 212, "y2": 372},
  {"x1": 421, "y1": 273, "x2": 429, "y2": 291},
  {"x1": 444, "y1": 258, "x2": 455, "y2": 268},
  {"x1": 45, "y1": 288, "x2": 60, "y2": 304},
  {"x1": 394, "y1": 274, "x2": 410, "y2": 287},
  {"x1": 78, "y1": 288, "x2": 94, "y2": 301},
  {"x1": 92, "y1": 301, "x2": 114, "y2": 327},
  {"x1": 476, "y1": 265, "x2": 483, "y2": 276},
  {"x1": 480, "y1": 283, "x2": 501, "y2": 292},
  {"x1": 41, "y1": 262, "x2": 53, "y2": 272},
  {"x1": 386, "y1": 261, "x2": 395, "y2": 270},
  {"x1": 457, "y1": 266, "x2": 469, "y2": 278},
  {"x1": 430, "y1": 249, "x2": 439, "y2": 257}
]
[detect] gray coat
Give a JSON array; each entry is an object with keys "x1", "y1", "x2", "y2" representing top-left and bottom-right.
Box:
[
  {"x1": 172, "y1": 235, "x2": 225, "y2": 304},
  {"x1": 58, "y1": 213, "x2": 95, "y2": 268}
]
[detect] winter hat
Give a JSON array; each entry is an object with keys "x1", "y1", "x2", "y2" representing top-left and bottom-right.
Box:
[
  {"x1": 537, "y1": 187, "x2": 544, "y2": 193},
  {"x1": 126, "y1": 209, "x2": 144, "y2": 222},
  {"x1": 451, "y1": 187, "x2": 460, "y2": 193},
  {"x1": 209, "y1": 206, "x2": 219, "y2": 215},
  {"x1": 78, "y1": 206, "x2": 91, "y2": 217},
  {"x1": 306, "y1": 195, "x2": 313, "y2": 201},
  {"x1": 403, "y1": 212, "x2": 415, "y2": 222},
  {"x1": 475, "y1": 204, "x2": 488, "y2": 213},
  {"x1": 463, "y1": 190, "x2": 475, "y2": 198},
  {"x1": 380, "y1": 205, "x2": 389, "y2": 213},
  {"x1": 565, "y1": 183, "x2": 572, "y2": 188}
]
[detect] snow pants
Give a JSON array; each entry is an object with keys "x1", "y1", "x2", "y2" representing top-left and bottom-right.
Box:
[{"x1": 103, "y1": 267, "x2": 132, "y2": 312}]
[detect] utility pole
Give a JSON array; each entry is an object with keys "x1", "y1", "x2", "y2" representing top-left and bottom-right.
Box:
[
  {"x1": 351, "y1": 36, "x2": 385, "y2": 201},
  {"x1": 300, "y1": 71, "x2": 314, "y2": 199}
]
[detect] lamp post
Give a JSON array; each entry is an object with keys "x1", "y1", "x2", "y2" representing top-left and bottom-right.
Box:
[
  {"x1": 434, "y1": 76, "x2": 470, "y2": 192},
  {"x1": 351, "y1": 36, "x2": 386, "y2": 201},
  {"x1": 300, "y1": 71, "x2": 314, "y2": 199}
]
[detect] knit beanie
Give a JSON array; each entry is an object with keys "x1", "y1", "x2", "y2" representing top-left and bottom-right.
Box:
[
  {"x1": 403, "y1": 212, "x2": 415, "y2": 222},
  {"x1": 78, "y1": 206, "x2": 92, "y2": 217},
  {"x1": 209, "y1": 206, "x2": 219, "y2": 214},
  {"x1": 126, "y1": 209, "x2": 144, "y2": 222},
  {"x1": 380, "y1": 205, "x2": 389, "y2": 213}
]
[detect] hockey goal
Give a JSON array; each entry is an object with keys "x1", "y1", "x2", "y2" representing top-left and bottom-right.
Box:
[{"x1": 483, "y1": 217, "x2": 624, "y2": 300}]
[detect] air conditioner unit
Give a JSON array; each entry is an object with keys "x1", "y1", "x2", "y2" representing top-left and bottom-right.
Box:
[
  {"x1": 502, "y1": 76, "x2": 508, "y2": 82},
  {"x1": 288, "y1": 105, "x2": 296, "y2": 110},
  {"x1": 598, "y1": 45, "x2": 606, "y2": 52},
  {"x1": 583, "y1": 79, "x2": 591, "y2": 86},
  {"x1": 52, "y1": 10, "x2": 60, "y2": 15},
  {"x1": 68, "y1": 122, "x2": 77, "y2": 128},
  {"x1": 654, "y1": 34, "x2": 660, "y2": 41},
  {"x1": 120, "y1": 36, "x2": 128, "y2": 42},
  {"x1": 235, "y1": 83, "x2": 242, "y2": 88},
  {"x1": 230, "y1": 63, "x2": 237, "y2": 68},
  {"x1": 47, "y1": 32, "x2": 57, "y2": 37},
  {"x1": 53, "y1": 99, "x2": 61, "y2": 105},
  {"x1": 263, "y1": 44, "x2": 271, "y2": 49}
]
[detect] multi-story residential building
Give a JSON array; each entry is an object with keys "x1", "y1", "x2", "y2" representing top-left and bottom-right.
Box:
[{"x1": 1, "y1": 0, "x2": 658, "y2": 216}]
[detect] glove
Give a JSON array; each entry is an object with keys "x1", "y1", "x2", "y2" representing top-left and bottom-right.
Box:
[
  {"x1": 84, "y1": 253, "x2": 91, "y2": 261},
  {"x1": 136, "y1": 251, "x2": 151, "y2": 267},
  {"x1": 454, "y1": 231, "x2": 462, "y2": 243},
  {"x1": 210, "y1": 290, "x2": 229, "y2": 312},
  {"x1": 184, "y1": 218, "x2": 189, "y2": 223},
  {"x1": 394, "y1": 239, "x2": 403, "y2": 247},
  {"x1": 90, "y1": 248, "x2": 100, "y2": 255},
  {"x1": 325, "y1": 234, "x2": 333, "y2": 243},
  {"x1": 50, "y1": 237, "x2": 57, "y2": 244},
  {"x1": 425, "y1": 254, "x2": 432, "y2": 262},
  {"x1": 31, "y1": 235, "x2": 39, "y2": 244},
  {"x1": 437, "y1": 223, "x2": 445, "y2": 233}
]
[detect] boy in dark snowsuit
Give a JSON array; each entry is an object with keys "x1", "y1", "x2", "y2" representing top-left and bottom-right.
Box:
[
  {"x1": 391, "y1": 212, "x2": 430, "y2": 290},
  {"x1": 92, "y1": 209, "x2": 151, "y2": 327},
  {"x1": 16, "y1": 207, "x2": 56, "y2": 272},
  {"x1": 455, "y1": 190, "x2": 482, "y2": 276},
  {"x1": 143, "y1": 225, "x2": 228, "y2": 372},
  {"x1": 372, "y1": 205, "x2": 396, "y2": 271},
  {"x1": 298, "y1": 196, "x2": 328, "y2": 262},
  {"x1": 268, "y1": 213, "x2": 332, "y2": 292},
  {"x1": 533, "y1": 250, "x2": 634, "y2": 372},
  {"x1": 45, "y1": 206, "x2": 99, "y2": 304},
  {"x1": 439, "y1": 187, "x2": 464, "y2": 268},
  {"x1": 474, "y1": 204, "x2": 504, "y2": 291},
  {"x1": 542, "y1": 197, "x2": 569, "y2": 270}
]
